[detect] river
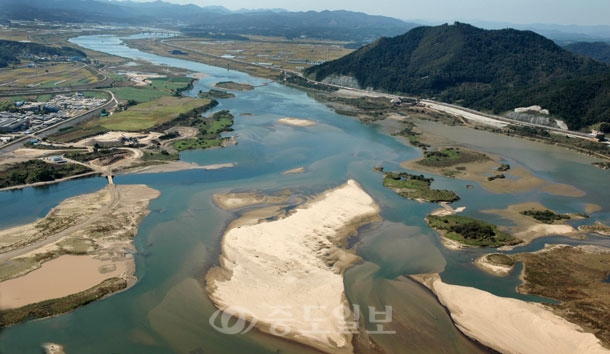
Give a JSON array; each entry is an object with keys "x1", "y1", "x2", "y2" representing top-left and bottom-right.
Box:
[{"x1": 0, "y1": 33, "x2": 608, "y2": 354}]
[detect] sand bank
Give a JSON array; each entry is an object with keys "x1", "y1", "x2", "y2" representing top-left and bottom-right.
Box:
[
  {"x1": 483, "y1": 202, "x2": 579, "y2": 246},
  {"x1": 206, "y1": 180, "x2": 380, "y2": 352},
  {"x1": 430, "y1": 202, "x2": 466, "y2": 217},
  {"x1": 278, "y1": 118, "x2": 317, "y2": 127},
  {"x1": 401, "y1": 154, "x2": 583, "y2": 197},
  {"x1": 0, "y1": 255, "x2": 130, "y2": 310},
  {"x1": 212, "y1": 189, "x2": 297, "y2": 211},
  {"x1": 129, "y1": 161, "x2": 236, "y2": 174},
  {"x1": 282, "y1": 166, "x2": 306, "y2": 175},
  {"x1": 413, "y1": 274, "x2": 610, "y2": 354},
  {"x1": 0, "y1": 184, "x2": 159, "y2": 315},
  {"x1": 43, "y1": 343, "x2": 65, "y2": 354},
  {"x1": 474, "y1": 254, "x2": 514, "y2": 276}
]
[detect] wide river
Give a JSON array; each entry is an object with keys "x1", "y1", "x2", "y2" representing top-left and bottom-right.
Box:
[{"x1": 0, "y1": 34, "x2": 609, "y2": 353}]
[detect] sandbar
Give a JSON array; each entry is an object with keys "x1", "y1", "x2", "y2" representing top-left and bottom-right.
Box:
[
  {"x1": 483, "y1": 202, "x2": 578, "y2": 246},
  {"x1": 212, "y1": 190, "x2": 293, "y2": 211},
  {"x1": 281, "y1": 166, "x2": 306, "y2": 175},
  {"x1": 474, "y1": 254, "x2": 514, "y2": 276},
  {"x1": 402, "y1": 153, "x2": 583, "y2": 197},
  {"x1": 0, "y1": 255, "x2": 130, "y2": 310},
  {"x1": 206, "y1": 180, "x2": 380, "y2": 353},
  {"x1": 129, "y1": 161, "x2": 236, "y2": 174},
  {"x1": 278, "y1": 118, "x2": 317, "y2": 127},
  {"x1": 413, "y1": 274, "x2": 610, "y2": 354}
]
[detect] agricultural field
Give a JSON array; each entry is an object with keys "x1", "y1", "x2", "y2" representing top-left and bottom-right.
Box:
[
  {"x1": 111, "y1": 77, "x2": 193, "y2": 103},
  {"x1": 0, "y1": 63, "x2": 99, "y2": 91},
  {"x1": 100, "y1": 96, "x2": 212, "y2": 131},
  {"x1": 125, "y1": 36, "x2": 353, "y2": 78}
]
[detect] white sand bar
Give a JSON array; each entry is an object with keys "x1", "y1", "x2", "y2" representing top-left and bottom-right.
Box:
[
  {"x1": 418, "y1": 275, "x2": 610, "y2": 354},
  {"x1": 207, "y1": 180, "x2": 380, "y2": 352},
  {"x1": 277, "y1": 118, "x2": 317, "y2": 127}
]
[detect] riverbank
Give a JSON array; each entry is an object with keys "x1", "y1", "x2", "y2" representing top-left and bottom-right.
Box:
[
  {"x1": 412, "y1": 274, "x2": 610, "y2": 354},
  {"x1": 206, "y1": 180, "x2": 380, "y2": 353},
  {"x1": 0, "y1": 184, "x2": 159, "y2": 323}
]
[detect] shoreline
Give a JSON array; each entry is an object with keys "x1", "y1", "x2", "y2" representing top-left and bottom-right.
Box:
[
  {"x1": 206, "y1": 180, "x2": 380, "y2": 353},
  {"x1": 412, "y1": 274, "x2": 610, "y2": 354},
  {"x1": 0, "y1": 184, "x2": 159, "y2": 319}
]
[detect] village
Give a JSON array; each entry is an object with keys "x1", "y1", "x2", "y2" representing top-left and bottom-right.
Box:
[{"x1": 0, "y1": 93, "x2": 107, "y2": 144}]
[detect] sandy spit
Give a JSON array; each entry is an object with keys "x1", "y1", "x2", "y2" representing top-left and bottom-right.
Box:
[
  {"x1": 277, "y1": 118, "x2": 317, "y2": 127},
  {"x1": 206, "y1": 180, "x2": 380, "y2": 353},
  {"x1": 474, "y1": 254, "x2": 514, "y2": 277},
  {"x1": 413, "y1": 274, "x2": 610, "y2": 354},
  {"x1": 128, "y1": 161, "x2": 236, "y2": 174}
]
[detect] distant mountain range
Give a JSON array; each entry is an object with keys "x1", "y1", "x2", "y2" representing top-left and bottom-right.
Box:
[
  {"x1": 306, "y1": 22, "x2": 610, "y2": 129},
  {"x1": 563, "y1": 42, "x2": 610, "y2": 64},
  {"x1": 0, "y1": 0, "x2": 416, "y2": 43}
]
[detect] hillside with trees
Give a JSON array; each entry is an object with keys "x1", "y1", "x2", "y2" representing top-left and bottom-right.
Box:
[
  {"x1": 564, "y1": 41, "x2": 610, "y2": 64},
  {"x1": 0, "y1": 40, "x2": 87, "y2": 68},
  {"x1": 306, "y1": 23, "x2": 610, "y2": 129}
]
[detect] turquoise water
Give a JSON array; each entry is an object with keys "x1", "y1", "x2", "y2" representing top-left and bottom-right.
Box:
[{"x1": 0, "y1": 35, "x2": 609, "y2": 354}]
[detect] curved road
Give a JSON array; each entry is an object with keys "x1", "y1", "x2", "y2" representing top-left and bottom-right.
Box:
[{"x1": 0, "y1": 184, "x2": 119, "y2": 262}]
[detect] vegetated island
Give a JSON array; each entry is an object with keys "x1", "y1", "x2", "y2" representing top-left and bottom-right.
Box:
[
  {"x1": 412, "y1": 273, "x2": 610, "y2": 354},
  {"x1": 206, "y1": 180, "x2": 380, "y2": 353},
  {"x1": 426, "y1": 214, "x2": 522, "y2": 248},
  {"x1": 0, "y1": 159, "x2": 95, "y2": 190},
  {"x1": 377, "y1": 168, "x2": 460, "y2": 203},
  {"x1": 482, "y1": 202, "x2": 583, "y2": 246},
  {"x1": 474, "y1": 253, "x2": 516, "y2": 276},
  {"x1": 197, "y1": 89, "x2": 235, "y2": 99},
  {"x1": 401, "y1": 146, "x2": 584, "y2": 196},
  {"x1": 213, "y1": 81, "x2": 254, "y2": 91},
  {"x1": 513, "y1": 244, "x2": 610, "y2": 348},
  {"x1": 0, "y1": 184, "x2": 160, "y2": 326}
]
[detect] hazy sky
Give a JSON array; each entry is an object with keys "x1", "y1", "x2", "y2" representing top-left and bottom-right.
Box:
[{"x1": 126, "y1": 0, "x2": 610, "y2": 26}]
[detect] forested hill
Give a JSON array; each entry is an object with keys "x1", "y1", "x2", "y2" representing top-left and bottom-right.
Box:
[
  {"x1": 305, "y1": 22, "x2": 610, "y2": 130},
  {"x1": 0, "y1": 40, "x2": 87, "y2": 68},
  {"x1": 564, "y1": 42, "x2": 610, "y2": 64}
]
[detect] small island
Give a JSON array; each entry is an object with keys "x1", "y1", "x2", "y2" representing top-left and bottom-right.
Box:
[
  {"x1": 426, "y1": 214, "x2": 522, "y2": 248},
  {"x1": 198, "y1": 89, "x2": 235, "y2": 99},
  {"x1": 213, "y1": 81, "x2": 254, "y2": 91},
  {"x1": 380, "y1": 169, "x2": 460, "y2": 203},
  {"x1": 474, "y1": 253, "x2": 516, "y2": 276}
]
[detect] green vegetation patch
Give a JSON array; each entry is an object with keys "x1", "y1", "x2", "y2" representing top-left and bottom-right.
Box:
[
  {"x1": 0, "y1": 277, "x2": 126, "y2": 327},
  {"x1": 214, "y1": 81, "x2": 254, "y2": 91},
  {"x1": 417, "y1": 147, "x2": 489, "y2": 168},
  {"x1": 198, "y1": 89, "x2": 236, "y2": 99},
  {"x1": 392, "y1": 121, "x2": 431, "y2": 150},
  {"x1": 48, "y1": 124, "x2": 109, "y2": 144},
  {"x1": 171, "y1": 110, "x2": 235, "y2": 152},
  {"x1": 382, "y1": 170, "x2": 460, "y2": 203},
  {"x1": 427, "y1": 214, "x2": 522, "y2": 247},
  {"x1": 141, "y1": 150, "x2": 179, "y2": 161},
  {"x1": 100, "y1": 97, "x2": 212, "y2": 131},
  {"x1": 520, "y1": 209, "x2": 571, "y2": 224},
  {"x1": 111, "y1": 77, "x2": 194, "y2": 103},
  {"x1": 0, "y1": 159, "x2": 93, "y2": 189}
]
